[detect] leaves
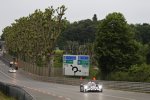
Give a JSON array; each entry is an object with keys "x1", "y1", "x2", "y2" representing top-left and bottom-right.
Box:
[
  {"x1": 94, "y1": 12, "x2": 140, "y2": 79},
  {"x1": 3, "y1": 5, "x2": 66, "y2": 66}
]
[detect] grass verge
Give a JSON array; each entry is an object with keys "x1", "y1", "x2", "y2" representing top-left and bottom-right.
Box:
[{"x1": 0, "y1": 92, "x2": 15, "y2": 100}]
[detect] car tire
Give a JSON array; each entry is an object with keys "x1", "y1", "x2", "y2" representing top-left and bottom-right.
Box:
[
  {"x1": 80, "y1": 86, "x2": 84, "y2": 92},
  {"x1": 83, "y1": 89, "x2": 86, "y2": 92},
  {"x1": 99, "y1": 89, "x2": 103, "y2": 92},
  {"x1": 83, "y1": 87, "x2": 87, "y2": 93}
]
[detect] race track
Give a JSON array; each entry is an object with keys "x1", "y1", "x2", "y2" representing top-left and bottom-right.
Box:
[{"x1": 0, "y1": 60, "x2": 150, "y2": 100}]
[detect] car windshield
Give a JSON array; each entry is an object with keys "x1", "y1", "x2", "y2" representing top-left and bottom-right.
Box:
[{"x1": 87, "y1": 81, "x2": 96, "y2": 86}]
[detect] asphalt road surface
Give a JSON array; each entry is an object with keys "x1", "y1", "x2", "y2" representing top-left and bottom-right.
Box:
[{"x1": 0, "y1": 60, "x2": 150, "y2": 100}]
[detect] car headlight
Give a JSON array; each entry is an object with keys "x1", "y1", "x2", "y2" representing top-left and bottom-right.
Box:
[
  {"x1": 84, "y1": 85, "x2": 88, "y2": 89},
  {"x1": 98, "y1": 85, "x2": 102, "y2": 89}
]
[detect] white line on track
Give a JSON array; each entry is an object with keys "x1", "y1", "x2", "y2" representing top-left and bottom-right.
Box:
[
  {"x1": 24, "y1": 86, "x2": 71, "y2": 100},
  {"x1": 102, "y1": 94, "x2": 136, "y2": 100},
  {"x1": 65, "y1": 98, "x2": 71, "y2": 100},
  {"x1": 58, "y1": 96, "x2": 63, "y2": 98},
  {"x1": 0, "y1": 70, "x2": 14, "y2": 80}
]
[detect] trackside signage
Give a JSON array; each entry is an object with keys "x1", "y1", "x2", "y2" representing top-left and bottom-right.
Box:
[{"x1": 63, "y1": 55, "x2": 89, "y2": 76}]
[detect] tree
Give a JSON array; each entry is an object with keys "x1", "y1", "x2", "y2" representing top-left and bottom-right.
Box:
[
  {"x1": 3, "y1": 5, "x2": 67, "y2": 67},
  {"x1": 94, "y1": 12, "x2": 140, "y2": 79},
  {"x1": 134, "y1": 23, "x2": 150, "y2": 44},
  {"x1": 131, "y1": 23, "x2": 150, "y2": 64},
  {"x1": 59, "y1": 19, "x2": 96, "y2": 49},
  {"x1": 92, "y1": 14, "x2": 98, "y2": 22}
]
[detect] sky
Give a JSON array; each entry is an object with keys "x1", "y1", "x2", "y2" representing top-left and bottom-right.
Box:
[{"x1": 0, "y1": 0, "x2": 150, "y2": 35}]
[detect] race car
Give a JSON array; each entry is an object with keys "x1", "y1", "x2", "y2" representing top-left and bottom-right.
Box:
[
  {"x1": 80, "y1": 81, "x2": 103, "y2": 92},
  {"x1": 8, "y1": 68, "x2": 16, "y2": 73}
]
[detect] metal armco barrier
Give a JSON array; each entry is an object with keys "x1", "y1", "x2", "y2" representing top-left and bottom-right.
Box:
[
  {"x1": 0, "y1": 82, "x2": 35, "y2": 100},
  {"x1": 100, "y1": 81, "x2": 150, "y2": 93},
  {"x1": 0, "y1": 81, "x2": 35, "y2": 100}
]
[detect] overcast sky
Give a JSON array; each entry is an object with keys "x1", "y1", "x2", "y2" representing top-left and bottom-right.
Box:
[{"x1": 0, "y1": 0, "x2": 150, "y2": 35}]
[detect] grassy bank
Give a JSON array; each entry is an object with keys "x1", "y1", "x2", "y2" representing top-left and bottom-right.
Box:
[{"x1": 0, "y1": 92, "x2": 15, "y2": 100}]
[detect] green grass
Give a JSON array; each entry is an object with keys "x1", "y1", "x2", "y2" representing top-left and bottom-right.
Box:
[{"x1": 0, "y1": 92, "x2": 15, "y2": 100}]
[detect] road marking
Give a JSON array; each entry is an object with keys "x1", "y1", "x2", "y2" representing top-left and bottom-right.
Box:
[
  {"x1": 58, "y1": 96, "x2": 63, "y2": 98},
  {"x1": 0, "y1": 69, "x2": 19, "y2": 86},
  {"x1": 47, "y1": 92, "x2": 52, "y2": 95},
  {"x1": 52, "y1": 93, "x2": 56, "y2": 96},
  {"x1": 0, "y1": 70, "x2": 14, "y2": 80},
  {"x1": 41, "y1": 91, "x2": 46, "y2": 94},
  {"x1": 65, "y1": 98, "x2": 71, "y2": 100},
  {"x1": 25, "y1": 86, "x2": 71, "y2": 100},
  {"x1": 102, "y1": 94, "x2": 136, "y2": 100}
]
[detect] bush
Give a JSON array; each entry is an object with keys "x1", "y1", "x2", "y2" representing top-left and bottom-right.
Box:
[
  {"x1": 54, "y1": 50, "x2": 64, "y2": 67},
  {"x1": 128, "y1": 63, "x2": 150, "y2": 82},
  {"x1": 106, "y1": 63, "x2": 150, "y2": 82},
  {"x1": 106, "y1": 71, "x2": 129, "y2": 81}
]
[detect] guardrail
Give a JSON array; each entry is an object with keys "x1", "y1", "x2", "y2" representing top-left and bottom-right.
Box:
[{"x1": 0, "y1": 81, "x2": 35, "y2": 100}]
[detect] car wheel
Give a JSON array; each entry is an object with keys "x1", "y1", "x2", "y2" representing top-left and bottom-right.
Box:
[
  {"x1": 99, "y1": 89, "x2": 103, "y2": 92},
  {"x1": 83, "y1": 87, "x2": 87, "y2": 92},
  {"x1": 80, "y1": 86, "x2": 84, "y2": 92}
]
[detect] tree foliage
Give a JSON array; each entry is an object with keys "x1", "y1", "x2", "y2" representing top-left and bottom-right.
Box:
[
  {"x1": 106, "y1": 63, "x2": 150, "y2": 82},
  {"x1": 94, "y1": 12, "x2": 140, "y2": 79},
  {"x1": 2, "y1": 5, "x2": 67, "y2": 66},
  {"x1": 59, "y1": 18, "x2": 97, "y2": 46},
  {"x1": 134, "y1": 23, "x2": 150, "y2": 44},
  {"x1": 132, "y1": 23, "x2": 150, "y2": 64}
]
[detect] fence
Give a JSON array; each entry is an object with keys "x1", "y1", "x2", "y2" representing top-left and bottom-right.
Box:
[
  {"x1": 0, "y1": 81, "x2": 35, "y2": 100},
  {"x1": 2, "y1": 53, "x2": 63, "y2": 77}
]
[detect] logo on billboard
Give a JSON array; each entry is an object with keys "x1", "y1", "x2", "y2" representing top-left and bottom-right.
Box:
[{"x1": 70, "y1": 65, "x2": 81, "y2": 75}]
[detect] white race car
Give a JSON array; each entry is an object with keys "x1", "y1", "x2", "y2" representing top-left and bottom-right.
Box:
[
  {"x1": 8, "y1": 68, "x2": 16, "y2": 73},
  {"x1": 80, "y1": 81, "x2": 103, "y2": 92}
]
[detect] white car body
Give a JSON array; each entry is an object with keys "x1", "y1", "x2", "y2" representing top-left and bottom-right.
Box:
[
  {"x1": 80, "y1": 81, "x2": 103, "y2": 92},
  {"x1": 9, "y1": 68, "x2": 16, "y2": 73}
]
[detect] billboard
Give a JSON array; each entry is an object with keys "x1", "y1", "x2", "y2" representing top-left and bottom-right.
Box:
[{"x1": 63, "y1": 55, "x2": 89, "y2": 76}]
